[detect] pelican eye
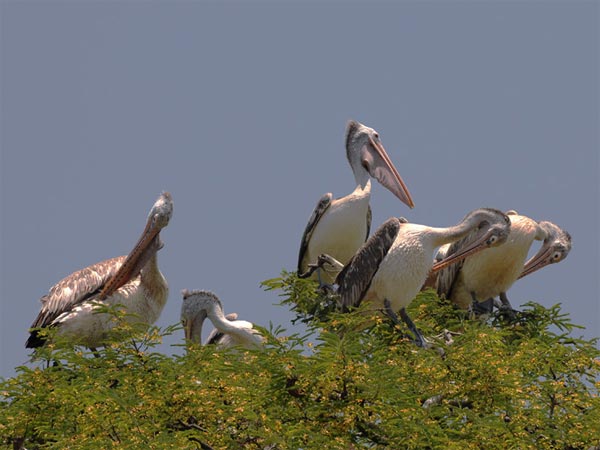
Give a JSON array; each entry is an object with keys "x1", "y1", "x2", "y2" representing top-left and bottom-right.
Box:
[
  {"x1": 552, "y1": 251, "x2": 562, "y2": 262},
  {"x1": 487, "y1": 235, "x2": 498, "y2": 246}
]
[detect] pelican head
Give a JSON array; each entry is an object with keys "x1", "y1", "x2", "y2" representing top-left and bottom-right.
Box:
[
  {"x1": 148, "y1": 191, "x2": 174, "y2": 230},
  {"x1": 432, "y1": 208, "x2": 511, "y2": 272},
  {"x1": 128, "y1": 191, "x2": 173, "y2": 262},
  {"x1": 519, "y1": 221, "x2": 571, "y2": 279},
  {"x1": 181, "y1": 289, "x2": 222, "y2": 343},
  {"x1": 133, "y1": 191, "x2": 173, "y2": 252},
  {"x1": 345, "y1": 120, "x2": 415, "y2": 209},
  {"x1": 98, "y1": 192, "x2": 173, "y2": 299}
]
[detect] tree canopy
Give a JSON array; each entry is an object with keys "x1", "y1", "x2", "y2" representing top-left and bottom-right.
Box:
[{"x1": 2, "y1": 272, "x2": 599, "y2": 449}]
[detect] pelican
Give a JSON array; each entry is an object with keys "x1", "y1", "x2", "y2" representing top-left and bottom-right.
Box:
[
  {"x1": 206, "y1": 313, "x2": 241, "y2": 346},
  {"x1": 181, "y1": 290, "x2": 264, "y2": 349},
  {"x1": 26, "y1": 192, "x2": 173, "y2": 350},
  {"x1": 518, "y1": 220, "x2": 571, "y2": 279},
  {"x1": 335, "y1": 208, "x2": 511, "y2": 346},
  {"x1": 297, "y1": 120, "x2": 414, "y2": 283},
  {"x1": 431, "y1": 211, "x2": 569, "y2": 314}
]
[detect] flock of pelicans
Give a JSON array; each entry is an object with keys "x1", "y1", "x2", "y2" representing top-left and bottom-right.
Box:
[{"x1": 25, "y1": 120, "x2": 572, "y2": 353}]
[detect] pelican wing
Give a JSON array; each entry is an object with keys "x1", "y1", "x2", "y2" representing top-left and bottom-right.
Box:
[
  {"x1": 206, "y1": 331, "x2": 224, "y2": 346},
  {"x1": 205, "y1": 312, "x2": 238, "y2": 345},
  {"x1": 336, "y1": 217, "x2": 401, "y2": 310},
  {"x1": 297, "y1": 193, "x2": 333, "y2": 273},
  {"x1": 26, "y1": 255, "x2": 126, "y2": 347},
  {"x1": 365, "y1": 205, "x2": 372, "y2": 240},
  {"x1": 434, "y1": 230, "x2": 478, "y2": 299},
  {"x1": 420, "y1": 243, "x2": 449, "y2": 290}
]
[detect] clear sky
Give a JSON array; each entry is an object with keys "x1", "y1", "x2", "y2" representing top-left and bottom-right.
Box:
[{"x1": 1, "y1": 1, "x2": 598, "y2": 379}]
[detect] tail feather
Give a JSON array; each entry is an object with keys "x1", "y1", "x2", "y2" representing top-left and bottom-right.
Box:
[{"x1": 25, "y1": 328, "x2": 47, "y2": 348}]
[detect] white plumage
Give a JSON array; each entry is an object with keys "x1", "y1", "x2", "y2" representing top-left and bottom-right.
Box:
[
  {"x1": 181, "y1": 290, "x2": 264, "y2": 350},
  {"x1": 26, "y1": 192, "x2": 173, "y2": 350},
  {"x1": 336, "y1": 208, "x2": 511, "y2": 346},
  {"x1": 433, "y1": 211, "x2": 571, "y2": 312},
  {"x1": 364, "y1": 224, "x2": 442, "y2": 314},
  {"x1": 298, "y1": 120, "x2": 414, "y2": 283}
]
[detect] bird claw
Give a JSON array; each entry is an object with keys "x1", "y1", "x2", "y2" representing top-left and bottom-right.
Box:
[
  {"x1": 470, "y1": 298, "x2": 495, "y2": 316},
  {"x1": 496, "y1": 304, "x2": 519, "y2": 322},
  {"x1": 318, "y1": 282, "x2": 337, "y2": 295},
  {"x1": 495, "y1": 293, "x2": 519, "y2": 322}
]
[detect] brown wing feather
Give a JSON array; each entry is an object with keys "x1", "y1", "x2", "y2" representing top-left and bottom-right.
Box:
[
  {"x1": 336, "y1": 217, "x2": 401, "y2": 310},
  {"x1": 365, "y1": 205, "x2": 372, "y2": 240},
  {"x1": 297, "y1": 193, "x2": 333, "y2": 273},
  {"x1": 27, "y1": 256, "x2": 126, "y2": 346},
  {"x1": 434, "y1": 230, "x2": 479, "y2": 299}
]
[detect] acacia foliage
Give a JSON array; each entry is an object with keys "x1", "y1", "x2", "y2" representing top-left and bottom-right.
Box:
[{"x1": 1, "y1": 273, "x2": 599, "y2": 449}]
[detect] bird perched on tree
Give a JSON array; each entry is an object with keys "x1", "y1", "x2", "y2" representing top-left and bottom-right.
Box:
[
  {"x1": 298, "y1": 120, "x2": 414, "y2": 284},
  {"x1": 334, "y1": 208, "x2": 511, "y2": 347},
  {"x1": 429, "y1": 211, "x2": 571, "y2": 315},
  {"x1": 181, "y1": 290, "x2": 264, "y2": 350},
  {"x1": 26, "y1": 192, "x2": 173, "y2": 351}
]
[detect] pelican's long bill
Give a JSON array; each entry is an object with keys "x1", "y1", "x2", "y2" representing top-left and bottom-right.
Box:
[
  {"x1": 430, "y1": 223, "x2": 510, "y2": 273},
  {"x1": 519, "y1": 247, "x2": 554, "y2": 279},
  {"x1": 518, "y1": 244, "x2": 569, "y2": 279},
  {"x1": 99, "y1": 192, "x2": 173, "y2": 299},
  {"x1": 183, "y1": 310, "x2": 207, "y2": 342},
  {"x1": 362, "y1": 135, "x2": 415, "y2": 209},
  {"x1": 519, "y1": 221, "x2": 571, "y2": 280}
]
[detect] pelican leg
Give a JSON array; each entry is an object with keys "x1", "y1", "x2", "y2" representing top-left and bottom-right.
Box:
[
  {"x1": 383, "y1": 299, "x2": 401, "y2": 325},
  {"x1": 383, "y1": 300, "x2": 415, "y2": 342},
  {"x1": 498, "y1": 292, "x2": 514, "y2": 309},
  {"x1": 469, "y1": 292, "x2": 494, "y2": 316},
  {"x1": 474, "y1": 299, "x2": 494, "y2": 315},
  {"x1": 496, "y1": 292, "x2": 518, "y2": 321},
  {"x1": 383, "y1": 300, "x2": 429, "y2": 348},
  {"x1": 316, "y1": 267, "x2": 328, "y2": 290},
  {"x1": 399, "y1": 308, "x2": 429, "y2": 348}
]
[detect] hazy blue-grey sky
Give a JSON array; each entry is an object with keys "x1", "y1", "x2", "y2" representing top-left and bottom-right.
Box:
[{"x1": 1, "y1": 1, "x2": 598, "y2": 379}]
